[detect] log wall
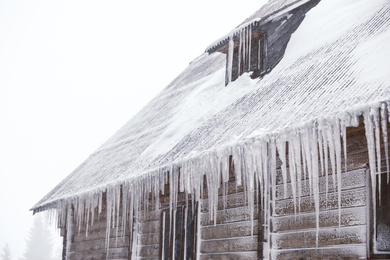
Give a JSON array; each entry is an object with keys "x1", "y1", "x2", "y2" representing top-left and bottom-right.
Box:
[
  {"x1": 135, "y1": 209, "x2": 161, "y2": 259},
  {"x1": 60, "y1": 121, "x2": 389, "y2": 260},
  {"x1": 270, "y1": 121, "x2": 390, "y2": 259},
  {"x1": 66, "y1": 205, "x2": 131, "y2": 260},
  {"x1": 200, "y1": 181, "x2": 260, "y2": 260}
]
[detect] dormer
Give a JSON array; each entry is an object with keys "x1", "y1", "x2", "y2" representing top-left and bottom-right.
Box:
[
  {"x1": 206, "y1": 0, "x2": 320, "y2": 86},
  {"x1": 207, "y1": 23, "x2": 266, "y2": 86}
]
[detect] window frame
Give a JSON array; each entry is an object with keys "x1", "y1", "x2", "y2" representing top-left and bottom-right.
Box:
[{"x1": 367, "y1": 169, "x2": 390, "y2": 259}]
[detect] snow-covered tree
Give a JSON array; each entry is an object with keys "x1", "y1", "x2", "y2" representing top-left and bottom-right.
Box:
[
  {"x1": 19, "y1": 215, "x2": 54, "y2": 260},
  {"x1": 1, "y1": 244, "x2": 12, "y2": 260}
]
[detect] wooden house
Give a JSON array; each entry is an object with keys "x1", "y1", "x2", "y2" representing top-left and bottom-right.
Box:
[{"x1": 32, "y1": 0, "x2": 390, "y2": 259}]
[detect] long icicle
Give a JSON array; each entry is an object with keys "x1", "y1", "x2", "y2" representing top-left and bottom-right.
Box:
[{"x1": 381, "y1": 103, "x2": 389, "y2": 183}]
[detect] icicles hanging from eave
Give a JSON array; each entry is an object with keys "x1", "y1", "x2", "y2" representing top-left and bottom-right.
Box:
[
  {"x1": 225, "y1": 23, "x2": 257, "y2": 86},
  {"x1": 46, "y1": 100, "x2": 389, "y2": 258}
]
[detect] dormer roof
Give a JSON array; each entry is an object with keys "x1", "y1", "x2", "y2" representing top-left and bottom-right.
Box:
[{"x1": 206, "y1": 0, "x2": 313, "y2": 53}]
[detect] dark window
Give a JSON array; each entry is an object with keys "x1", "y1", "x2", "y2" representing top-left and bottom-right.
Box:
[
  {"x1": 161, "y1": 204, "x2": 198, "y2": 260},
  {"x1": 226, "y1": 27, "x2": 265, "y2": 85},
  {"x1": 370, "y1": 170, "x2": 390, "y2": 258}
]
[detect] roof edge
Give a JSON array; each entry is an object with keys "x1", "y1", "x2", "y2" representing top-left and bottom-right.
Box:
[{"x1": 31, "y1": 98, "x2": 390, "y2": 213}]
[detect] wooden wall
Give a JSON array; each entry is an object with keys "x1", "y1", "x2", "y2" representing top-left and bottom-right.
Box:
[
  {"x1": 60, "y1": 121, "x2": 389, "y2": 260},
  {"x1": 135, "y1": 208, "x2": 161, "y2": 259},
  {"x1": 270, "y1": 121, "x2": 389, "y2": 259},
  {"x1": 200, "y1": 181, "x2": 260, "y2": 260},
  {"x1": 65, "y1": 204, "x2": 131, "y2": 260}
]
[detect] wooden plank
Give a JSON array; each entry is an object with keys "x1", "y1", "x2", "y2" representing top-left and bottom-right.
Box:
[
  {"x1": 272, "y1": 225, "x2": 366, "y2": 249},
  {"x1": 70, "y1": 237, "x2": 129, "y2": 252},
  {"x1": 201, "y1": 236, "x2": 258, "y2": 254},
  {"x1": 272, "y1": 206, "x2": 366, "y2": 232},
  {"x1": 274, "y1": 187, "x2": 366, "y2": 216},
  {"x1": 138, "y1": 210, "x2": 161, "y2": 222},
  {"x1": 271, "y1": 244, "x2": 367, "y2": 259},
  {"x1": 200, "y1": 251, "x2": 258, "y2": 260},
  {"x1": 137, "y1": 244, "x2": 160, "y2": 257},
  {"x1": 73, "y1": 215, "x2": 130, "y2": 233},
  {"x1": 69, "y1": 247, "x2": 128, "y2": 260},
  {"x1": 201, "y1": 205, "x2": 259, "y2": 226},
  {"x1": 138, "y1": 220, "x2": 160, "y2": 234},
  {"x1": 201, "y1": 221, "x2": 258, "y2": 240},
  {"x1": 202, "y1": 192, "x2": 259, "y2": 212},
  {"x1": 275, "y1": 169, "x2": 366, "y2": 200},
  {"x1": 139, "y1": 233, "x2": 160, "y2": 245},
  {"x1": 73, "y1": 226, "x2": 130, "y2": 243}
]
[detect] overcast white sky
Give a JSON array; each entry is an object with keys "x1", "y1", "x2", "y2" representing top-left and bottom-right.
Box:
[{"x1": 0, "y1": 0, "x2": 266, "y2": 257}]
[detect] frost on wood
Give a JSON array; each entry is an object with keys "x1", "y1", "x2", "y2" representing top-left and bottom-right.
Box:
[{"x1": 48, "y1": 101, "x2": 390, "y2": 256}]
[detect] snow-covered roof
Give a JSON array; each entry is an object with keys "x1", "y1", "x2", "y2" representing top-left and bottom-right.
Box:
[{"x1": 32, "y1": 0, "x2": 390, "y2": 212}]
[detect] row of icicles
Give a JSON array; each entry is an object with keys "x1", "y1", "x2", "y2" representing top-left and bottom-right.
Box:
[{"x1": 47, "y1": 100, "x2": 389, "y2": 258}]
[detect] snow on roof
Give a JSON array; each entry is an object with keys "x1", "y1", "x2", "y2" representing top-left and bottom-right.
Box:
[{"x1": 32, "y1": 0, "x2": 390, "y2": 212}]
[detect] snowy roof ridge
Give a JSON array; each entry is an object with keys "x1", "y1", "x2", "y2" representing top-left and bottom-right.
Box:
[
  {"x1": 31, "y1": 98, "x2": 390, "y2": 213},
  {"x1": 205, "y1": 0, "x2": 311, "y2": 52}
]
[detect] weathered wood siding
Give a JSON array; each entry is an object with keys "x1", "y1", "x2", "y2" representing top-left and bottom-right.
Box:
[
  {"x1": 66, "y1": 206, "x2": 131, "y2": 260},
  {"x1": 60, "y1": 121, "x2": 389, "y2": 260},
  {"x1": 269, "y1": 121, "x2": 389, "y2": 259},
  {"x1": 135, "y1": 209, "x2": 161, "y2": 259},
  {"x1": 200, "y1": 180, "x2": 260, "y2": 260}
]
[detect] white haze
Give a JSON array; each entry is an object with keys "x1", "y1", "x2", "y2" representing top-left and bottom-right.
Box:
[{"x1": 0, "y1": 0, "x2": 268, "y2": 258}]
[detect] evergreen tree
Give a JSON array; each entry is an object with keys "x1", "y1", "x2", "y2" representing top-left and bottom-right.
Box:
[
  {"x1": 19, "y1": 215, "x2": 54, "y2": 260},
  {"x1": 1, "y1": 244, "x2": 12, "y2": 260}
]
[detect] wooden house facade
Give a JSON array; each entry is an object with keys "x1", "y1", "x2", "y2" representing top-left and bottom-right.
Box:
[{"x1": 32, "y1": 0, "x2": 390, "y2": 259}]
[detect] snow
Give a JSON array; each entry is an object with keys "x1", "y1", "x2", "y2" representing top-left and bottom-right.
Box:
[{"x1": 34, "y1": 0, "x2": 390, "y2": 257}]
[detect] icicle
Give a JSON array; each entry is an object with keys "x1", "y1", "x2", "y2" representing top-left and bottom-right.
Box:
[
  {"x1": 227, "y1": 36, "x2": 234, "y2": 84},
  {"x1": 276, "y1": 138, "x2": 288, "y2": 199},
  {"x1": 196, "y1": 201, "x2": 201, "y2": 260},
  {"x1": 258, "y1": 38, "x2": 262, "y2": 71},
  {"x1": 364, "y1": 109, "x2": 377, "y2": 210},
  {"x1": 372, "y1": 107, "x2": 382, "y2": 204},
  {"x1": 238, "y1": 30, "x2": 242, "y2": 75},
  {"x1": 65, "y1": 207, "x2": 73, "y2": 260},
  {"x1": 318, "y1": 125, "x2": 325, "y2": 177},
  {"x1": 381, "y1": 103, "x2": 389, "y2": 183},
  {"x1": 245, "y1": 143, "x2": 255, "y2": 236},
  {"x1": 333, "y1": 117, "x2": 342, "y2": 227},
  {"x1": 161, "y1": 211, "x2": 166, "y2": 260},
  {"x1": 130, "y1": 205, "x2": 139, "y2": 260},
  {"x1": 293, "y1": 133, "x2": 303, "y2": 213},
  {"x1": 319, "y1": 119, "x2": 329, "y2": 206},
  {"x1": 121, "y1": 183, "x2": 128, "y2": 240},
  {"x1": 262, "y1": 140, "x2": 269, "y2": 225},
  {"x1": 98, "y1": 192, "x2": 103, "y2": 215},
  {"x1": 310, "y1": 123, "x2": 320, "y2": 248},
  {"x1": 326, "y1": 123, "x2": 337, "y2": 190},
  {"x1": 105, "y1": 188, "x2": 112, "y2": 254},
  {"x1": 300, "y1": 133, "x2": 308, "y2": 190},
  {"x1": 302, "y1": 128, "x2": 313, "y2": 197},
  {"x1": 242, "y1": 28, "x2": 246, "y2": 73},
  {"x1": 340, "y1": 115, "x2": 349, "y2": 173},
  {"x1": 288, "y1": 134, "x2": 298, "y2": 215},
  {"x1": 248, "y1": 24, "x2": 252, "y2": 71},
  {"x1": 270, "y1": 138, "x2": 277, "y2": 216},
  {"x1": 232, "y1": 146, "x2": 243, "y2": 187}
]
